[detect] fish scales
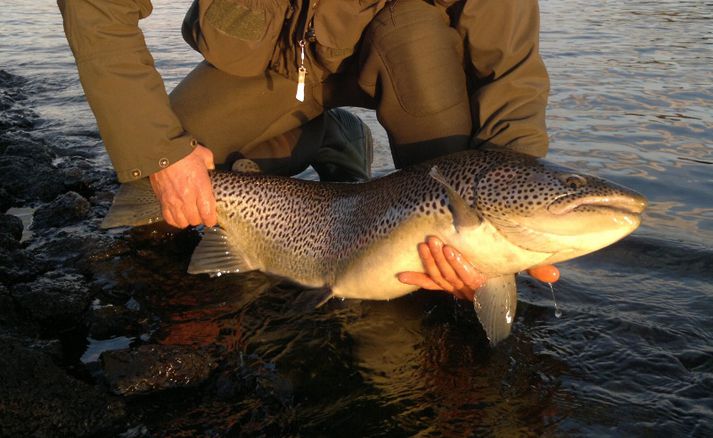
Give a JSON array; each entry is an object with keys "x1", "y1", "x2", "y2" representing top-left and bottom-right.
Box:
[
  {"x1": 102, "y1": 149, "x2": 646, "y2": 344},
  {"x1": 210, "y1": 152, "x2": 495, "y2": 286}
]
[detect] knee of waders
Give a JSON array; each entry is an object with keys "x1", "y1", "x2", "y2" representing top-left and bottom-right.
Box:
[
  {"x1": 360, "y1": 0, "x2": 467, "y2": 118},
  {"x1": 312, "y1": 109, "x2": 373, "y2": 182}
]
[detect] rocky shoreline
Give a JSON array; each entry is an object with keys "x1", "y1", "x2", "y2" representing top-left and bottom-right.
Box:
[{"x1": 0, "y1": 69, "x2": 235, "y2": 436}]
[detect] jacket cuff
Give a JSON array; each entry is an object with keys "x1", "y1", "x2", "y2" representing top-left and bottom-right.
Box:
[{"x1": 114, "y1": 134, "x2": 198, "y2": 183}]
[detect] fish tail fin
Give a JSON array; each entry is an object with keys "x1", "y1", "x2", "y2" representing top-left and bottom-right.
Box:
[
  {"x1": 473, "y1": 275, "x2": 518, "y2": 346},
  {"x1": 100, "y1": 179, "x2": 163, "y2": 229}
]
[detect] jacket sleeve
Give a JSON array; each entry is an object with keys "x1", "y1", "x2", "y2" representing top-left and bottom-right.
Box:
[
  {"x1": 58, "y1": 0, "x2": 196, "y2": 182},
  {"x1": 457, "y1": 0, "x2": 550, "y2": 157}
]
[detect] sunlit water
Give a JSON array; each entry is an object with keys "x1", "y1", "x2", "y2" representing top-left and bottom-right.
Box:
[{"x1": 2, "y1": 0, "x2": 712, "y2": 435}]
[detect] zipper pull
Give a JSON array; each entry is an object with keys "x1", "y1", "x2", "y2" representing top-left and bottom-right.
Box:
[{"x1": 296, "y1": 39, "x2": 306, "y2": 102}]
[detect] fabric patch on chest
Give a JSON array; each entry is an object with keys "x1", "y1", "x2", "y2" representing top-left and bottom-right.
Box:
[{"x1": 205, "y1": 0, "x2": 267, "y2": 41}]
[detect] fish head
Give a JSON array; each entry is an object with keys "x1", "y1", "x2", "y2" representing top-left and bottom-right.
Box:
[{"x1": 475, "y1": 154, "x2": 647, "y2": 264}]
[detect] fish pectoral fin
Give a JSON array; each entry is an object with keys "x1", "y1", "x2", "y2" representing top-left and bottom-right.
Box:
[
  {"x1": 428, "y1": 165, "x2": 481, "y2": 230},
  {"x1": 101, "y1": 179, "x2": 163, "y2": 229},
  {"x1": 473, "y1": 275, "x2": 518, "y2": 346},
  {"x1": 293, "y1": 286, "x2": 333, "y2": 312},
  {"x1": 187, "y1": 226, "x2": 253, "y2": 276}
]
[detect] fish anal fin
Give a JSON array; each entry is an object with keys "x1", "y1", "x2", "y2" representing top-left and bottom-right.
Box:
[
  {"x1": 473, "y1": 275, "x2": 518, "y2": 346},
  {"x1": 101, "y1": 179, "x2": 163, "y2": 229},
  {"x1": 428, "y1": 166, "x2": 481, "y2": 230},
  {"x1": 293, "y1": 287, "x2": 333, "y2": 312},
  {"x1": 188, "y1": 227, "x2": 253, "y2": 276}
]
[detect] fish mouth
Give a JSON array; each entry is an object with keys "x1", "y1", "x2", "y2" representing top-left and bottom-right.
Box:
[{"x1": 547, "y1": 193, "x2": 648, "y2": 216}]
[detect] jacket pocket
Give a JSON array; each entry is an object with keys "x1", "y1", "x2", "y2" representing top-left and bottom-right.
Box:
[
  {"x1": 196, "y1": 0, "x2": 288, "y2": 77},
  {"x1": 312, "y1": 0, "x2": 386, "y2": 73}
]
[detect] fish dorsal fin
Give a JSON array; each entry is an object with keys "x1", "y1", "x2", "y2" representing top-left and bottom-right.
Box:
[
  {"x1": 101, "y1": 179, "x2": 163, "y2": 229},
  {"x1": 188, "y1": 226, "x2": 254, "y2": 276},
  {"x1": 473, "y1": 275, "x2": 518, "y2": 346},
  {"x1": 429, "y1": 165, "x2": 481, "y2": 230}
]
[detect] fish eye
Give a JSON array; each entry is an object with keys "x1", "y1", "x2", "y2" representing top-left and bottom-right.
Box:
[{"x1": 561, "y1": 174, "x2": 587, "y2": 190}]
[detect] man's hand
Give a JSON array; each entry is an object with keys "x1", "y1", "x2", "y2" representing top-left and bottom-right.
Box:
[
  {"x1": 149, "y1": 145, "x2": 217, "y2": 229},
  {"x1": 397, "y1": 236, "x2": 560, "y2": 301}
]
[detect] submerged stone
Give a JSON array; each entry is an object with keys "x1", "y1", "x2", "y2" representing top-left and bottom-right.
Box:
[
  {"x1": 88, "y1": 304, "x2": 149, "y2": 340},
  {"x1": 101, "y1": 344, "x2": 220, "y2": 396}
]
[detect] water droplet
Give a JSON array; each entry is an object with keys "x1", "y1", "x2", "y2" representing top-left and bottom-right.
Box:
[{"x1": 548, "y1": 282, "x2": 563, "y2": 318}]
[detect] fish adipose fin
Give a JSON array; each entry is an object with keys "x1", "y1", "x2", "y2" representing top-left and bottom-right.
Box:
[
  {"x1": 428, "y1": 166, "x2": 481, "y2": 230},
  {"x1": 101, "y1": 179, "x2": 163, "y2": 229},
  {"x1": 293, "y1": 286, "x2": 334, "y2": 312},
  {"x1": 188, "y1": 226, "x2": 253, "y2": 276},
  {"x1": 473, "y1": 275, "x2": 518, "y2": 346}
]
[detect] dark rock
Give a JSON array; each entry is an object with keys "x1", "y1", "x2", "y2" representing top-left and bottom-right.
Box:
[
  {"x1": 101, "y1": 344, "x2": 220, "y2": 396},
  {"x1": 0, "y1": 246, "x2": 46, "y2": 285},
  {"x1": 3, "y1": 136, "x2": 55, "y2": 165},
  {"x1": 0, "y1": 285, "x2": 41, "y2": 338},
  {"x1": 0, "y1": 337, "x2": 124, "y2": 437},
  {"x1": 58, "y1": 156, "x2": 116, "y2": 197},
  {"x1": 88, "y1": 304, "x2": 149, "y2": 340},
  {"x1": 0, "y1": 284, "x2": 18, "y2": 326},
  {"x1": 31, "y1": 231, "x2": 130, "y2": 274},
  {"x1": 11, "y1": 271, "x2": 93, "y2": 329},
  {"x1": 0, "y1": 214, "x2": 23, "y2": 241},
  {"x1": 0, "y1": 233, "x2": 20, "y2": 251},
  {"x1": 0, "y1": 155, "x2": 65, "y2": 202},
  {"x1": 0, "y1": 187, "x2": 12, "y2": 213},
  {"x1": 32, "y1": 191, "x2": 90, "y2": 229}
]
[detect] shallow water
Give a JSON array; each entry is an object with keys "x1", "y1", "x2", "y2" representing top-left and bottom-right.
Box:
[{"x1": 2, "y1": 0, "x2": 713, "y2": 435}]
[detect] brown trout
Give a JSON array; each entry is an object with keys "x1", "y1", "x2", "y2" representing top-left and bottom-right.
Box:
[{"x1": 102, "y1": 149, "x2": 646, "y2": 344}]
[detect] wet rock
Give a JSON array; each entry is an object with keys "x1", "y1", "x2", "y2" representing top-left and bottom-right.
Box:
[
  {"x1": 0, "y1": 187, "x2": 12, "y2": 213},
  {"x1": 0, "y1": 285, "x2": 41, "y2": 338},
  {"x1": 0, "y1": 233, "x2": 20, "y2": 251},
  {"x1": 11, "y1": 271, "x2": 93, "y2": 329},
  {"x1": 0, "y1": 214, "x2": 23, "y2": 250},
  {"x1": 32, "y1": 191, "x2": 90, "y2": 229},
  {"x1": 88, "y1": 304, "x2": 149, "y2": 340},
  {"x1": 32, "y1": 231, "x2": 130, "y2": 274},
  {"x1": 58, "y1": 156, "x2": 116, "y2": 197},
  {"x1": 0, "y1": 245, "x2": 46, "y2": 285},
  {"x1": 0, "y1": 337, "x2": 124, "y2": 437},
  {"x1": 101, "y1": 344, "x2": 220, "y2": 396},
  {"x1": 0, "y1": 213, "x2": 23, "y2": 241},
  {"x1": 3, "y1": 135, "x2": 55, "y2": 165},
  {"x1": 0, "y1": 284, "x2": 19, "y2": 326},
  {"x1": 0, "y1": 155, "x2": 65, "y2": 202}
]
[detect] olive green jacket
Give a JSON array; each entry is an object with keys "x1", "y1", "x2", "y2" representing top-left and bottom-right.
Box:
[{"x1": 58, "y1": 0, "x2": 549, "y2": 182}]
